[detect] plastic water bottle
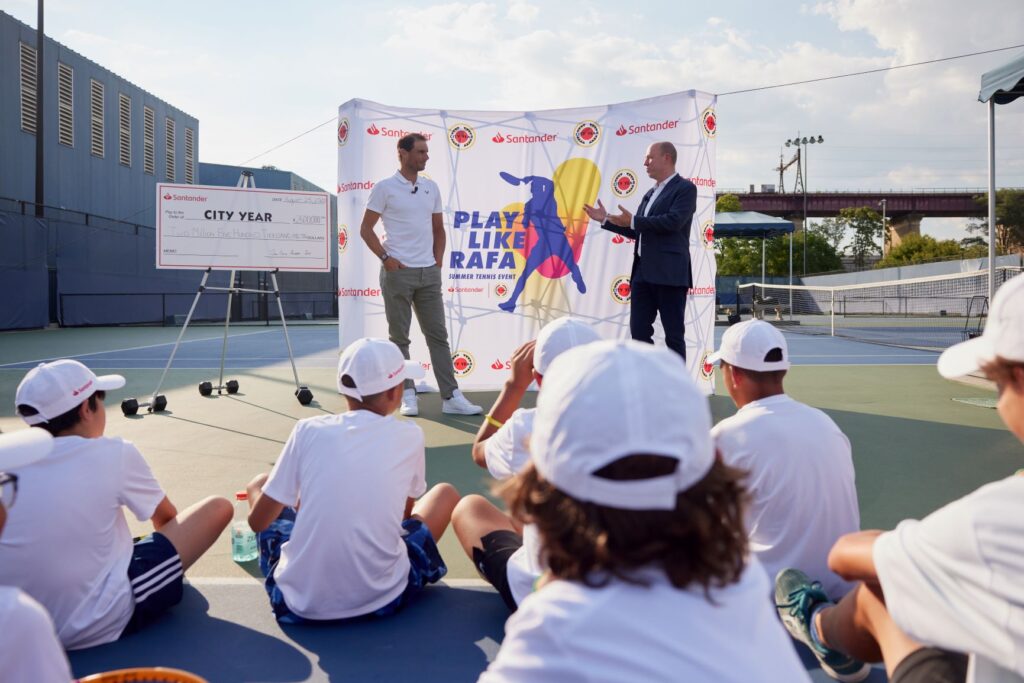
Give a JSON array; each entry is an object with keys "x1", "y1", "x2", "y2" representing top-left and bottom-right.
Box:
[{"x1": 231, "y1": 492, "x2": 258, "y2": 563}]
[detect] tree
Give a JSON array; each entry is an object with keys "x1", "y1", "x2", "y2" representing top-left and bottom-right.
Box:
[
  {"x1": 811, "y1": 218, "x2": 848, "y2": 251},
  {"x1": 716, "y1": 193, "x2": 742, "y2": 213},
  {"x1": 715, "y1": 232, "x2": 841, "y2": 276},
  {"x1": 818, "y1": 207, "x2": 884, "y2": 267},
  {"x1": 967, "y1": 189, "x2": 1024, "y2": 254},
  {"x1": 875, "y1": 234, "x2": 989, "y2": 269}
]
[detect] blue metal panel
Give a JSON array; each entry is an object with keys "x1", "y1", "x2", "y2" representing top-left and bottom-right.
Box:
[{"x1": 0, "y1": 11, "x2": 199, "y2": 227}]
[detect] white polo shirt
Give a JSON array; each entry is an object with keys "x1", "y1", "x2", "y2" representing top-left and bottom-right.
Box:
[
  {"x1": 480, "y1": 562, "x2": 811, "y2": 683},
  {"x1": 874, "y1": 475, "x2": 1024, "y2": 683},
  {"x1": 483, "y1": 407, "x2": 542, "y2": 606},
  {"x1": 712, "y1": 394, "x2": 860, "y2": 599},
  {"x1": 366, "y1": 172, "x2": 442, "y2": 268},
  {"x1": 262, "y1": 410, "x2": 428, "y2": 620}
]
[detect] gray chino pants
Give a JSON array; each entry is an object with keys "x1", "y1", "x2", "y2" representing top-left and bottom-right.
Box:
[{"x1": 379, "y1": 265, "x2": 459, "y2": 399}]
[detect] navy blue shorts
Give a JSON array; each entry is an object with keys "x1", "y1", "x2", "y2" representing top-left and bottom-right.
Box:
[
  {"x1": 121, "y1": 532, "x2": 184, "y2": 636},
  {"x1": 258, "y1": 508, "x2": 446, "y2": 624}
]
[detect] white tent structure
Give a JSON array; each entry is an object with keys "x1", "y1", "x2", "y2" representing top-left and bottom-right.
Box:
[{"x1": 979, "y1": 53, "x2": 1024, "y2": 300}]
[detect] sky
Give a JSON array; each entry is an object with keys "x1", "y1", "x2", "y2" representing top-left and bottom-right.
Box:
[{"x1": 3, "y1": 0, "x2": 1023, "y2": 241}]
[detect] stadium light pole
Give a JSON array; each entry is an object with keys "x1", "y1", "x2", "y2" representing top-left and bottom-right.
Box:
[
  {"x1": 879, "y1": 198, "x2": 887, "y2": 257},
  {"x1": 785, "y1": 134, "x2": 824, "y2": 275}
]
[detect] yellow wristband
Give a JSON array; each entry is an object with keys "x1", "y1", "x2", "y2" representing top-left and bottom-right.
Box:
[{"x1": 484, "y1": 413, "x2": 504, "y2": 429}]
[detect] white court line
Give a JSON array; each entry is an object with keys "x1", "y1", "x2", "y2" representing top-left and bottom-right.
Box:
[
  {"x1": 0, "y1": 329, "x2": 281, "y2": 369},
  {"x1": 793, "y1": 362, "x2": 937, "y2": 367},
  {"x1": 786, "y1": 356, "x2": 937, "y2": 360},
  {"x1": 187, "y1": 577, "x2": 491, "y2": 588}
]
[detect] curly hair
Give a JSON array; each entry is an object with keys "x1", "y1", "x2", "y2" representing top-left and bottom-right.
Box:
[
  {"x1": 501, "y1": 454, "x2": 750, "y2": 596},
  {"x1": 981, "y1": 357, "x2": 1024, "y2": 392}
]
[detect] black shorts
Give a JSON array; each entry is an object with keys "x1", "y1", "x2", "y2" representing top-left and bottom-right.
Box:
[
  {"x1": 471, "y1": 530, "x2": 523, "y2": 612},
  {"x1": 891, "y1": 647, "x2": 968, "y2": 683},
  {"x1": 121, "y1": 532, "x2": 184, "y2": 636}
]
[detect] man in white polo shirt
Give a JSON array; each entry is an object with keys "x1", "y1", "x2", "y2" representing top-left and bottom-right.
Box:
[
  {"x1": 360, "y1": 133, "x2": 482, "y2": 417},
  {"x1": 709, "y1": 320, "x2": 861, "y2": 601}
]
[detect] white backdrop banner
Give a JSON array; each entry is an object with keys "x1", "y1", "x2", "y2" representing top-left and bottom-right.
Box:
[{"x1": 337, "y1": 91, "x2": 718, "y2": 393}]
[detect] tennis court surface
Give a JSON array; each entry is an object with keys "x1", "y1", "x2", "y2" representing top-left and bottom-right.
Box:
[{"x1": 1, "y1": 324, "x2": 1018, "y2": 682}]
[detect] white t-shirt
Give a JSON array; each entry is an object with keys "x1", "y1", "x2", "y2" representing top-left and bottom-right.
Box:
[
  {"x1": 484, "y1": 408, "x2": 535, "y2": 480},
  {"x1": 0, "y1": 587, "x2": 72, "y2": 683},
  {"x1": 0, "y1": 435, "x2": 165, "y2": 650},
  {"x1": 366, "y1": 171, "x2": 443, "y2": 268},
  {"x1": 262, "y1": 410, "x2": 428, "y2": 620},
  {"x1": 480, "y1": 561, "x2": 811, "y2": 683},
  {"x1": 874, "y1": 475, "x2": 1024, "y2": 683},
  {"x1": 483, "y1": 408, "x2": 541, "y2": 605},
  {"x1": 712, "y1": 394, "x2": 860, "y2": 599}
]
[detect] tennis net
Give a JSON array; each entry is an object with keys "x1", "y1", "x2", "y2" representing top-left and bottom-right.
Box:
[{"x1": 736, "y1": 266, "x2": 1022, "y2": 351}]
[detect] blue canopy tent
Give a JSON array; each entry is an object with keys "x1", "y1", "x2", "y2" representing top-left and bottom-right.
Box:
[
  {"x1": 714, "y1": 211, "x2": 796, "y2": 284},
  {"x1": 979, "y1": 52, "x2": 1024, "y2": 300}
]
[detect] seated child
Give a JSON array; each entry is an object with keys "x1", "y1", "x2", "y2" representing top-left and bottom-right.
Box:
[
  {"x1": 246, "y1": 337, "x2": 460, "y2": 622},
  {"x1": 453, "y1": 316, "x2": 600, "y2": 610},
  {"x1": 479, "y1": 340, "x2": 811, "y2": 682},
  {"x1": 3, "y1": 360, "x2": 231, "y2": 649}
]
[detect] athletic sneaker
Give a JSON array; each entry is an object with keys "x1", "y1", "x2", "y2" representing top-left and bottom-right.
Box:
[
  {"x1": 442, "y1": 389, "x2": 482, "y2": 415},
  {"x1": 400, "y1": 389, "x2": 419, "y2": 417},
  {"x1": 775, "y1": 568, "x2": 871, "y2": 683}
]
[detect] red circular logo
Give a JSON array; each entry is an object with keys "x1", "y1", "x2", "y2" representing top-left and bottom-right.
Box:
[
  {"x1": 495, "y1": 283, "x2": 509, "y2": 298},
  {"x1": 451, "y1": 350, "x2": 476, "y2": 377},
  {"x1": 702, "y1": 108, "x2": 717, "y2": 138},
  {"x1": 573, "y1": 121, "x2": 601, "y2": 147},
  {"x1": 700, "y1": 351, "x2": 714, "y2": 379},
  {"x1": 611, "y1": 275, "x2": 631, "y2": 304},
  {"x1": 448, "y1": 123, "x2": 476, "y2": 150},
  {"x1": 612, "y1": 169, "x2": 638, "y2": 198},
  {"x1": 338, "y1": 225, "x2": 348, "y2": 253},
  {"x1": 702, "y1": 220, "x2": 714, "y2": 249},
  {"x1": 337, "y1": 118, "x2": 349, "y2": 146}
]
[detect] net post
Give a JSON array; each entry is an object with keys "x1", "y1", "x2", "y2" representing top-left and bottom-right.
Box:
[{"x1": 830, "y1": 289, "x2": 835, "y2": 337}]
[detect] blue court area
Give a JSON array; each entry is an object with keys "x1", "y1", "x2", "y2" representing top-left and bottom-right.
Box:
[{"x1": 0, "y1": 325, "x2": 940, "y2": 371}]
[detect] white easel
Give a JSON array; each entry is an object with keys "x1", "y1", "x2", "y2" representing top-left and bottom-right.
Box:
[{"x1": 120, "y1": 172, "x2": 313, "y2": 416}]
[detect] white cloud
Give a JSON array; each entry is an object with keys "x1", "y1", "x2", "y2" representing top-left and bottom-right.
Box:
[{"x1": 507, "y1": 1, "x2": 540, "y2": 22}]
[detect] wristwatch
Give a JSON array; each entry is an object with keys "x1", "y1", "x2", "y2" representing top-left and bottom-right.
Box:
[{"x1": 379, "y1": 251, "x2": 390, "y2": 262}]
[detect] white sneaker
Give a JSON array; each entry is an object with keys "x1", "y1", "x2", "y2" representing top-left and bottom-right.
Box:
[
  {"x1": 400, "y1": 389, "x2": 419, "y2": 417},
  {"x1": 442, "y1": 389, "x2": 482, "y2": 415}
]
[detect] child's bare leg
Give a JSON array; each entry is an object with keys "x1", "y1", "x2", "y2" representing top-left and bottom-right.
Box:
[
  {"x1": 452, "y1": 494, "x2": 518, "y2": 560},
  {"x1": 157, "y1": 496, "x2": 233, "y2": 570},
  {"x1": 818, "y1": 582, "x2": 924, "y2": 677},
  {"x1": 410, "y1": 483, "x2": 460, "y2": 541}
]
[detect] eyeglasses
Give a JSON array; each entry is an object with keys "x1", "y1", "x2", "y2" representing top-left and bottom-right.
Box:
[
  {"x1": 411, "y1": 185, "x2": 419, "y2": 194},
  {"x1": 0, "y1": 473, "x2": 18, "y2": 509}
]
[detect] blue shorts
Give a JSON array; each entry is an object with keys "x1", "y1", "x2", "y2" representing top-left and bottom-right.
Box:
[
  {"x1": 258, "y1": 508, "x2": 446, "y2": 624},
  {"x1": 121, "y1": 532, "x2": 184, "y2": 636}
]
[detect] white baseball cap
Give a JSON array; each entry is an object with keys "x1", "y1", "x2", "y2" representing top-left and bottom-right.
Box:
[
  {"x1": 530, "y1": 340, "x2": 714, "y2": 511},
  {"x1": 0, "y1": 429, "x2": 54, "y2": 472},
  {"x1": 534, "y1": 316, "x2": 602, "y2": 376},
  {"x1": 707, "y1": 319, "x2": 790, "y2": 372},
  {"x1": 337, "y1": 338, "x2": 426, "y2": 400},
  {"x1": 15, "y1": 360, "x2": 125, "y2": 426},
  {"x1": 938, "y1": 275, "x2": 1024, "y2": 378}
]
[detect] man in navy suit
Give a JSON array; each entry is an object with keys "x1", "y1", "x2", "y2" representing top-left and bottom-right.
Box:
[{"x1": 584, "y1": 142, "x2": 697, "y2": 359}]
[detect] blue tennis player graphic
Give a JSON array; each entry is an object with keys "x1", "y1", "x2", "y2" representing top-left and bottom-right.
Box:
[{"x1": 497, "y1": 171, "x2": 587, "y2": 313}]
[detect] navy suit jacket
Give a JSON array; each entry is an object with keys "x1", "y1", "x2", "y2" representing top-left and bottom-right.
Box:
[{"x1": 601, "y1": 174, "x2": 697, "y2": 287}]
